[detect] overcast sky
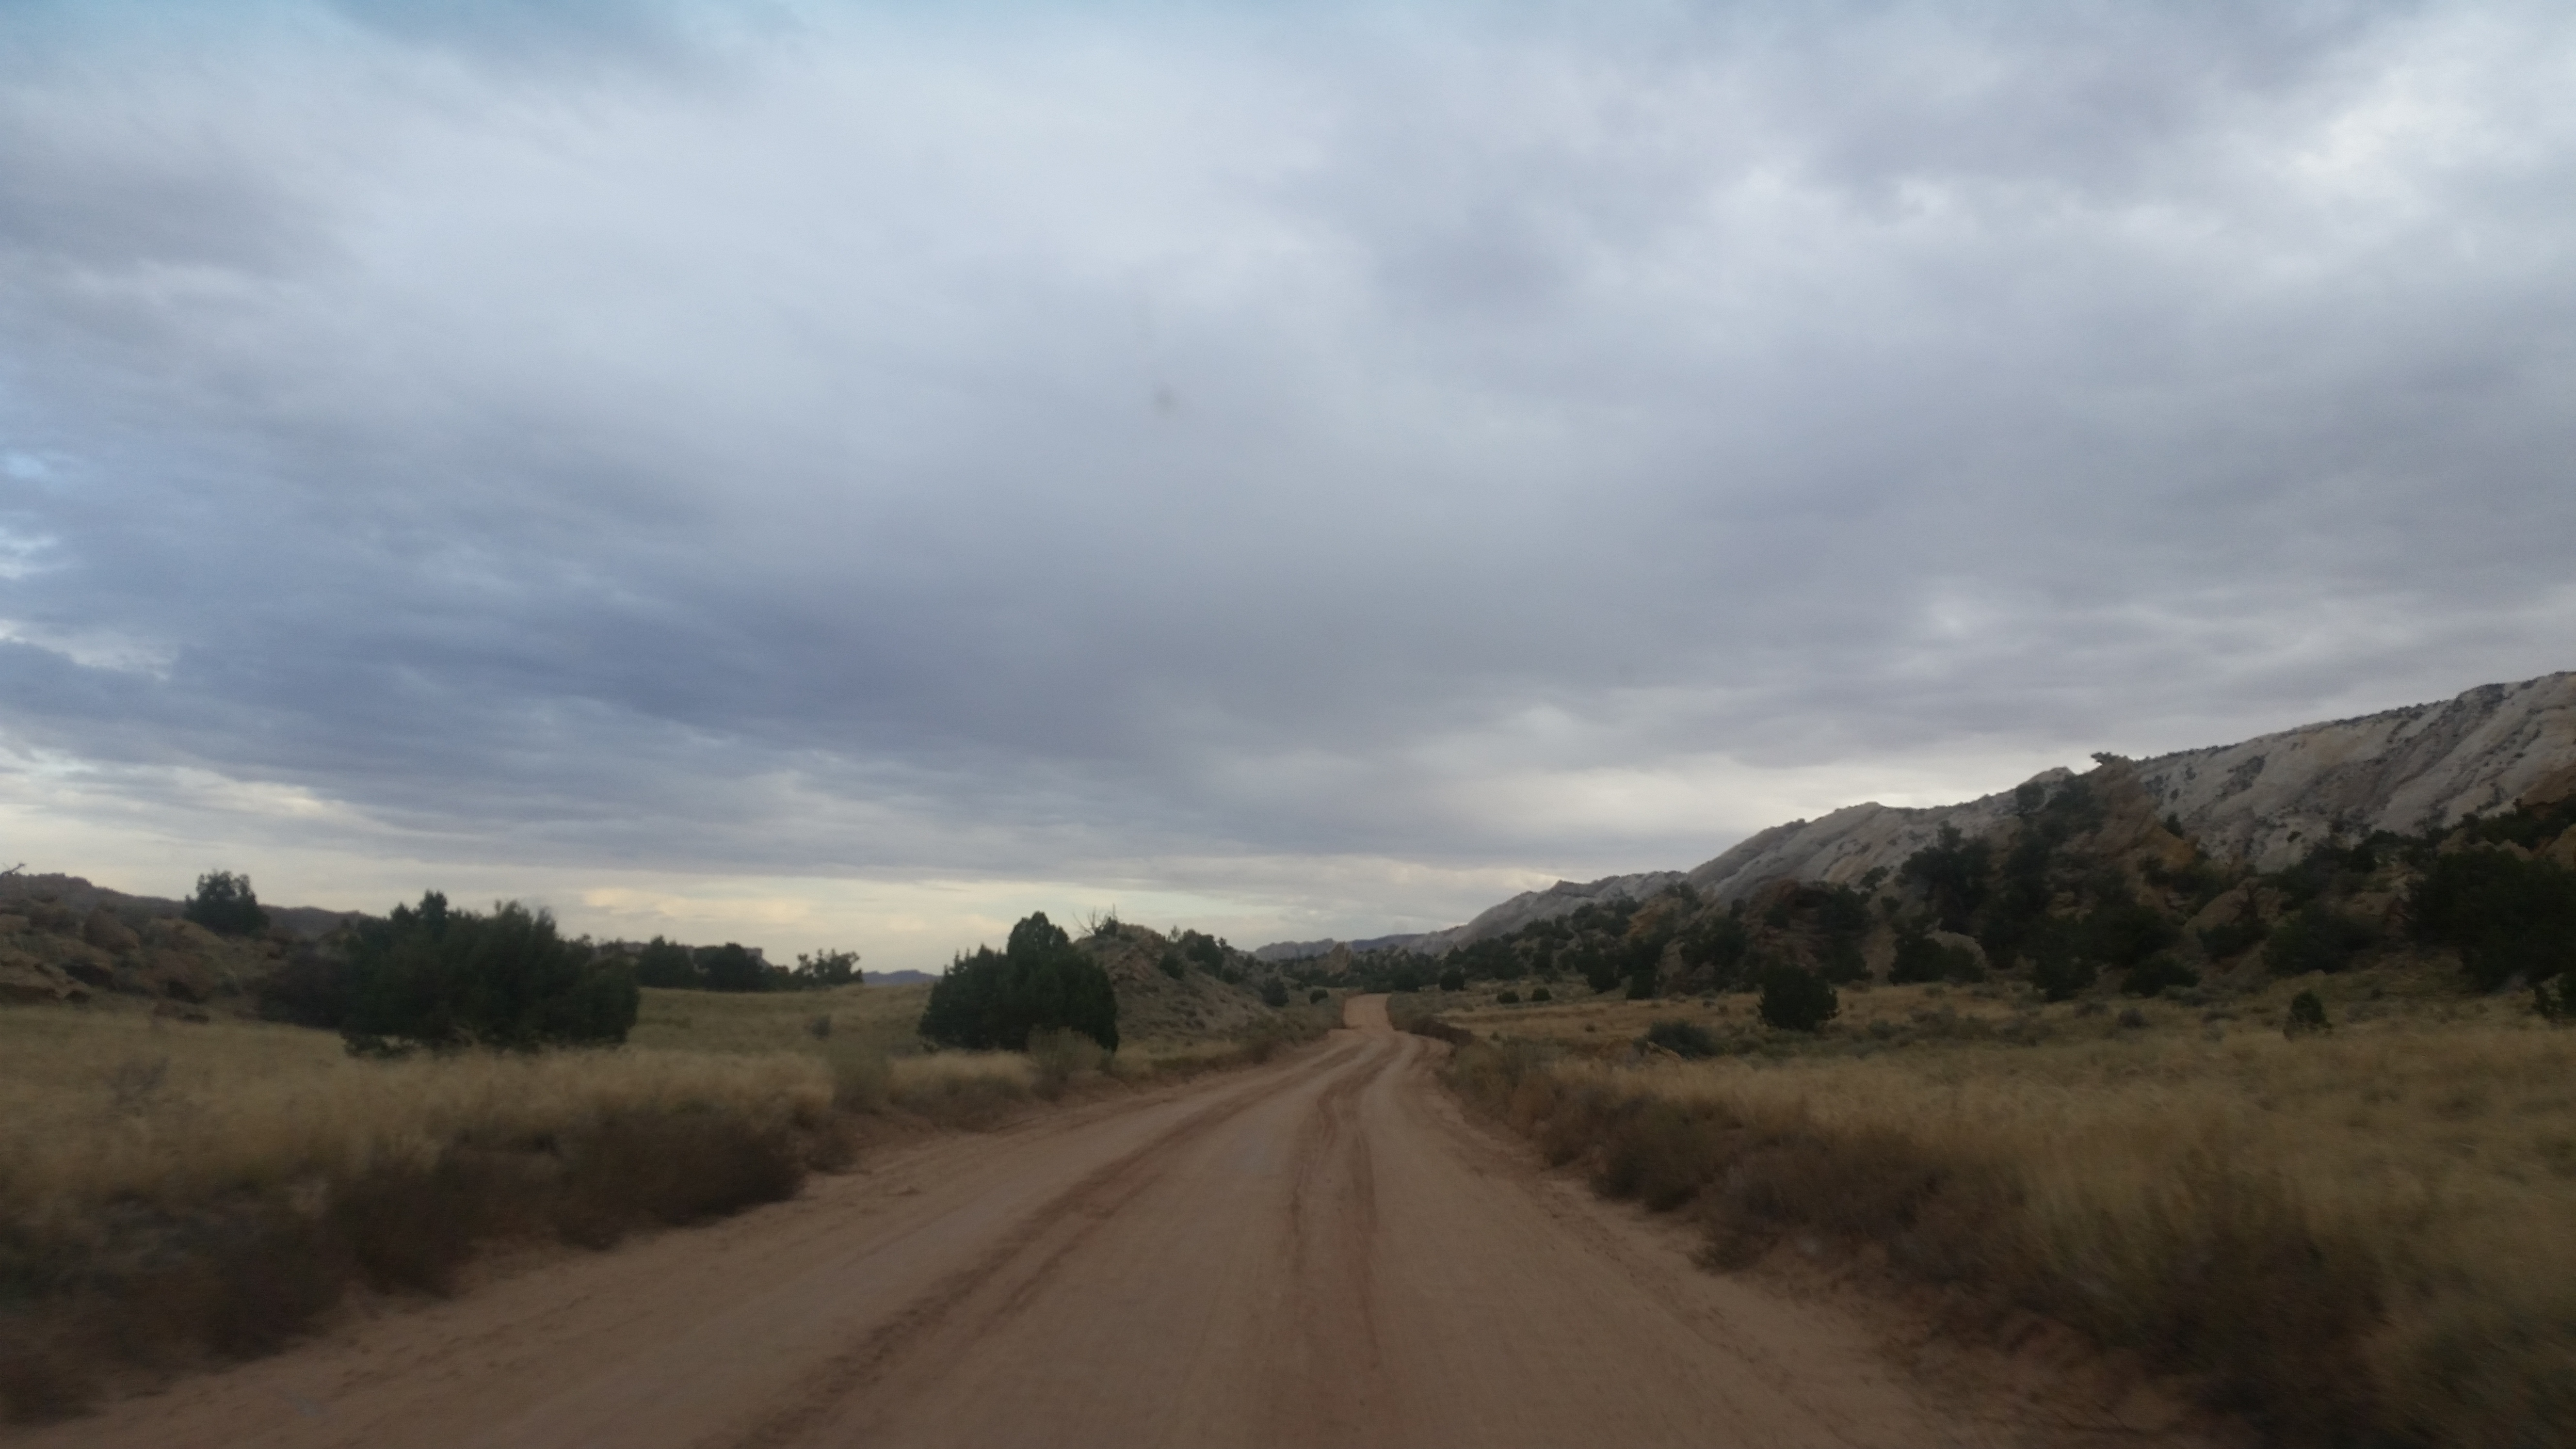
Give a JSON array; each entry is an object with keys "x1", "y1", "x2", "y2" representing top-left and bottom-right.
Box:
[{"x1": 2, "y1": 1, "x2": 2571, "y2": 967}]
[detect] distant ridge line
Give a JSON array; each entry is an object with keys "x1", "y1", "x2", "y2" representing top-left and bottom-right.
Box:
[{"x1": 1259, "y1": 670, "x2": 2576, "y2": 959}]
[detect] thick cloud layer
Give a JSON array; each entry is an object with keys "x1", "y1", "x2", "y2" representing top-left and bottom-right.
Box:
[{"x1": 3, "y1": 2, "x2": 2572, "y2": 962}]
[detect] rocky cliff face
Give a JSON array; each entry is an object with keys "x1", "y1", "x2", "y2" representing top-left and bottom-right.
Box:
[
  {"x1": 1417, "y1": 670, "x2": 2576, "y2": 951},
  {"x1": 1687, "y1": 672, "x2": 2576, "y2": 902},
  {"x1": 2135, "y1": 673, "x2": 2576, "y2": 869}
]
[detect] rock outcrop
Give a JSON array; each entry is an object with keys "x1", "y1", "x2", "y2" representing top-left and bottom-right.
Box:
[
  {"x1": 1406, "y1": 670, "x2": 2576, "y2": 953},
  {"x1": 2134, "y1": 673, "x2": 2576, "y2": 869},
  {"x1": 1683, "y1": 672, "x2": 2576, "y2": 901},
  {"x1": 0, "y1": 879, "x2": 281, "y2": 1009},
  {"x1": 1074, "y1": 925, "x2": 1297, "y2": 1043}
]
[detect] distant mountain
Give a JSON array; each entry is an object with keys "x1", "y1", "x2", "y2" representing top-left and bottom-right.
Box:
[
  {"x1": 864, "y1": 969, "x2": 935, "y2": 986},
  {"x1": 1389, "y1": 670, "x2": 2576, "y2": 955}
]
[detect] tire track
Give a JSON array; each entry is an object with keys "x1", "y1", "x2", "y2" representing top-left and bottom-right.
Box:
[{"x1": 705, "y1": 1036, "x2": 1374, "y2": 1449}]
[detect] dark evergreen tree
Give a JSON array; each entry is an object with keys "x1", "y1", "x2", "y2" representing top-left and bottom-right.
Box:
[
  {"x1": 1899, "y1": 825, "x2": 1991, "y2": 932},
  {"x1": 918, "y1": 911, "x2": 1120, "y2": 1052},
  {"x1": 793, "y1": 948, "x2": 861, "y2": 987},
  {"x1": 632, "y1": 936, "x2": 699, "y2": 988},
  {"x1": 186, "y1": 870, "x2": 271, "y2": 937},
  {"x1": 2262, "y1": 905, "x2": 2377, "y2": 976},
  {"x1": 695, "y1": 942, "x2": 769, "y2": 993},
  {"x1": 2120, "y1": 952, "x2": 2200, "y2": 998},
  {"x1": 2409, "y1": 849, "x2": 2576, "y2": 992},
  {"x1": 339, "y1": 893, "x2": 637, "y2": 1051},
  {"x1": 1756, "y1": 964, "x2": 1838, "y2": 1032}
]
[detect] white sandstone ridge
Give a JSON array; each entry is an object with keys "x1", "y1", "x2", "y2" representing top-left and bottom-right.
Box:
[{"x1": 1402, "y1": 670, "x2": 2576, "y2": 955}]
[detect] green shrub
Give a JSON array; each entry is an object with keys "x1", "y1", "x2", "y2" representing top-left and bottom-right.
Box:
[
  {"x1": 1307, "y1": 986, "x2": 1329, "y2": 1004},
  {"x1": 693, "y1": 942, "x2": 768, "y2": 993},
  {"x1": 2081, "y1": 895, "x2": 2181, "y2": 968},
  {"x1": 1818, "y1": 936, "x2": 1870, "y2": 984},
  {"x1": 631, "y1": 937, "x2": 698, "y2": 988},
  {"x1": 1900, "y1": 824, "x2": 1991, "y2": 932},
  {"x1": 1678, "y1": 913, "x2": 1751, "y2": 980},
  {"x1": 918, "y1": 911, "x2": 1120, "y2": 1053},
  {"x1": 1890, "y1": 930, "x2": 1983, "y2": 985},
  {"x1": 1530, "y1": 986, "x2": 1552, "y2": 1002},
  {"x1": 2284, "y1": 990, "x2": 2331, "y2": 1038},
  {"x1": 2120, "y1": 952, "x2": 2200, "y2": 998},
  {"x1": 1642, "y1": 1018, "x2": 1720, "y2": 1059},
  {"x1": 2264, "y1": 905, "x2": 2377, "y2": 976},
  {"x1": 184, "y1": 870, "x2": 270, "y2": 937},
  {"x1": 338, "y1": 893, "x2": 638, "y2": 1051},
  {"x1": 2409, "y1": 848, "x2": 2576, "y2": 992},
  {"x1": 791, "y1": 948, "x2": 861, "y2": 987},
  {"x1": 2029, "y1": 934, "x2": 2097, "y2": 1002},
  {"x1": 1757, "y1": 966, "x2": 1838, "y2": 1032},
  {"x1": 1259, "y1": 977, "x2": 1290, "y2": 1008},
  {"x1": 1496, "y1": 989, "x2": 1520, "y2": 1004},
  {"x1": 257, "y1": 942, "x2": 354, "y2": 1028},
  {"x1": 2196, "y1": 917, "x2": 2270, "y2": 961},
  {"x1": 1438, "y1": 967, "x2": 1467, "y2": 992},
  {"x1": 1158, "y1": 951, "x2": 1187, "y2": 980},
  {"x1": 2534, "y1": 973, "x2": 2576, "y2": 1023}
]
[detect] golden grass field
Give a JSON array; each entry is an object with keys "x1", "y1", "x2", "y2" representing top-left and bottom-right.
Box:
[
  {"x1": 0, "y1": 977, "x2": 1336, "y2": 1240},
  {"x1": 1426, "y1": 970, "x2": 2576, "y2": 1446},
  {"x1": 0, "y1": 983, "x2": 1107, "y2": 1235},
  {"x1": 0, "y1": 982, "x2": 1174, "y2": 1419}
]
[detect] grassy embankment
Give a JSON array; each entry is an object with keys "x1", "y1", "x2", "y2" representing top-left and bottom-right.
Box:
[
  {"x1": 1425, "y1": 971, "x2": 2576, "y2": 1448},
  {"x1": 0, "y1": 982, "x2": 1338, "y2": 1421}
]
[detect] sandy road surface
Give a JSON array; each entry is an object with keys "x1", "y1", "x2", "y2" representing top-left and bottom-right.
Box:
[{"x1": 25, "y1": 999, "x2": 2000, "y2": 1449}]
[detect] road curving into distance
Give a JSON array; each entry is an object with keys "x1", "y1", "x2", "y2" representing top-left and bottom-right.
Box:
[{"x1": 30, "y1": 996, "x2": 2007, "y2": 1449}]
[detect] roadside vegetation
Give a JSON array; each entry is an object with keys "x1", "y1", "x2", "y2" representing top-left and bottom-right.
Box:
[
  {"x1": 0, "y1": 890, "x2": 1331, "y2": 1423},
  {"x1": 1405, "y1": 769, "x2": 2576, "y2": 1448}
]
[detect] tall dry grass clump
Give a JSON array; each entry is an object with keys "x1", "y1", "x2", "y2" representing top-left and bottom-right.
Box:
[
  {"x1": 1448, "y1": 1022, "x2": 2576, "y2": 1446},
  {"x1": 884, "y1": 1049, "x2": 1037, "y2": 1126},
  {"x1": 0, "y1": 1009, "x2": 841, "y2": 1422}
]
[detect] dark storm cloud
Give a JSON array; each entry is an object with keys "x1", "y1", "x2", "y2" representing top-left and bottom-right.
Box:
[{"x1": 2, "y1": 0, "x2": 2572, "y2": 918}]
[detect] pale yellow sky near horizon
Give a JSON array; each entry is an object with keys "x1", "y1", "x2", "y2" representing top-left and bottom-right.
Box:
[{"x1": 0, "y1": 737, "x2": 2095, "y2": 971}]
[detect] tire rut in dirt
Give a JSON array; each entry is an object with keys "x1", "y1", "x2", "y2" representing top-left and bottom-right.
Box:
[{"x1": 706, "y1": 1037, "x2": 1374, "y2": 1449}]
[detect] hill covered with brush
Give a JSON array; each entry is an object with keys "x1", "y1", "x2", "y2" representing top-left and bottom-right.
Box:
[{"x1": 1315, "y1": 672, "x2": 2576, "y2": 1012}]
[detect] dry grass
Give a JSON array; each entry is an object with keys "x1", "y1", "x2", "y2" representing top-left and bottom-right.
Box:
[
  {"x1": 0, "y1": 1009, "x2": 832, "y2": 1225},
  {"x1": 1441, "y1": 979, "x2": 2576, "y2": 1446},
  {"x1": 0, "y1": 1003, "x2": 854, "y2": 1421},
  {"x1": 628, "y1": 981, "x2": 933, "y2": 1058},
  {"x1": 0, "y1": 979, "x2": 1337, "y2": 1421}
]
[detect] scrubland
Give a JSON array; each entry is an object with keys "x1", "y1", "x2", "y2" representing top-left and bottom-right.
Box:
[
  {"x1": 1432, "y1": 972, "x2": 2576, "y2": 1447},
  {"x1": 0, "y1": 981, "x2": 1334, "y2": 1422}
]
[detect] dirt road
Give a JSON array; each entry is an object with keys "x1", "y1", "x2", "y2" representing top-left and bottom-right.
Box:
[{"x1": 26, "y1": 999, "x2": 1999, "y2": 1448}]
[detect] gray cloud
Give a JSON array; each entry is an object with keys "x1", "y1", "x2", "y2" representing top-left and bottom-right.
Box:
[{"x1": 2, "y1": 1, "x2": 2572, "y2": 950}]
